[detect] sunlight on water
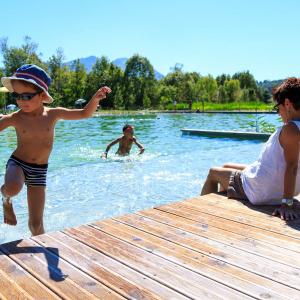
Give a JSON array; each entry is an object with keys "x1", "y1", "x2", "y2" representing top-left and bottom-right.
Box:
[{"x1": 0, "y1": 113, "x2": 281, "y2": 243}]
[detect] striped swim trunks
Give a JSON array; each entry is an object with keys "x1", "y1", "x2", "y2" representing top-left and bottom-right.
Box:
[{"x1": 6, "y1": 155, "x2": 48, "y2": 187}]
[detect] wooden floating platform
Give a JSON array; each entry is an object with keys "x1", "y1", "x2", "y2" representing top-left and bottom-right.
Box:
[
  {"x1": 181, "y1": 128, "x2": 271, "y2": 141},
  {"x1": 1, "y1": 193, "x2": 300, "y2": 299}
]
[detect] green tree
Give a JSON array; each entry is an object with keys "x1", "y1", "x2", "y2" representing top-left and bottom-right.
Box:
[
  {"x1": 123, "y1": 54, "x2": 156, "y2": 109},
  {"x1": 192, "y1": 75, "x2": 218, "y2": 109},
  {"x1": 223, "y1": 79, "x2": 241, "y2": 102},
  {"x1": 162, "y1": 68, "x2": 199, "y2": 107},
  {"x1": 85, "y1": 56, "x2": 124, "y2": 109},
  {"x1": 113, "y1": 86, "x2": 124, "y2": 109},
  {"x1": 232, "y1": 71, "x2": 261, "y2": 102},
  {"x1": 106, "y1": 63, "x2": 124, "y2": 109},
  {"x1": 64, "y1": 59, "x2": 87, "y2": 106},
  {"x1": 218, "y1": 85, "x2": 227, "y2": 103},
  {"x1": 162, "y1": 69, "x2": 183, "y2": 103},
  {"x1": 202, "y1": 75, "x2": 218, "y2": 102},
  {"x1": 156, "y1": 84, "x2": 177, "y2": 109},
  {"x1": 232, "y1": 71, "x2": 257, "y2": 90},
  {"x1": 47, "y1": 48, "x2": 70, "y2": 106},
  {"x1": 216, "y1": 74, "x2": 231, "y2": 86},
  {"x1": 180, "y1": 72, "x2": 200, "y2": 109},
  {"x1": 85, "y1": 57, "x2": 110, "y2": 102},
  {"x1": 0, "y1": 36, "x2": 45, "y2": 75}
]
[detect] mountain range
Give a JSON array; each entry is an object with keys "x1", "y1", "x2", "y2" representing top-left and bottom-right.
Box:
[{"x1": 64, "y1": 56, "x2": 164, "y2": 80}]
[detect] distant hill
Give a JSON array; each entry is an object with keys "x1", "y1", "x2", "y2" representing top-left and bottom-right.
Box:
[
  {"x1": 257, "y1": 79, "x2": 283, "y2": 93},
  {"x1": 64, "y1": 56, "x2": 164, "y2": 80}
]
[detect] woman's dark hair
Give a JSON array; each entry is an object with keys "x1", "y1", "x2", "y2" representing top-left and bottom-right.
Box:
[{"x1": 273, "y1": 77, "x2": 300, "y2": 110}]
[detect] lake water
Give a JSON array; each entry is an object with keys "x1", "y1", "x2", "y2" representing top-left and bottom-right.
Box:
[{"x1": 0, "y1": 112, "x2": 281, "y2": 244}]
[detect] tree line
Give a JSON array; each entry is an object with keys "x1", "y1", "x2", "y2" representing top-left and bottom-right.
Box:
[{"x1": 0, "y1": 37, "x2": 277, "y2": 110}]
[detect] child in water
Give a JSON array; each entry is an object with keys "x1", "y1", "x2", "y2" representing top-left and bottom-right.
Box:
[{"x1": 102, "y1": 124, "x2": 145, "y2": 158}]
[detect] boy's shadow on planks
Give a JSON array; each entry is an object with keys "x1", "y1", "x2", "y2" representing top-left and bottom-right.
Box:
[{"x1": 0, "y1": 239, "x2": 67, "y2": 281}]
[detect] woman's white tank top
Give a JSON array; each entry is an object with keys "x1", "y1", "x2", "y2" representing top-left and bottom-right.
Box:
[{"x1": 241, "y1": 121, "x2": 300, "y2": 205}]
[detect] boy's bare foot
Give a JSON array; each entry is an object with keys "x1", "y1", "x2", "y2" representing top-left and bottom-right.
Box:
[{"x1": 2, "y1": 198, "x2": 17, "y2": 225}]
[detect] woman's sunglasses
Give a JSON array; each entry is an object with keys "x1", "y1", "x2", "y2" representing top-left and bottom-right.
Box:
[
  {"x1": 273, "y1": 99, "x2": 285, "y2": 113},
  {"x1": 273, "y1": 103, "x2": 280, "y2": 113},
  {"x1": 11, "y1": 92, "x2": 40, "y2": 101}
]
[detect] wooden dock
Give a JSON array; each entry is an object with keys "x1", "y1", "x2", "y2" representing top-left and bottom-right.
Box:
[{"x1": 0, "y1": 193, "x2": 300, "y2": 299}]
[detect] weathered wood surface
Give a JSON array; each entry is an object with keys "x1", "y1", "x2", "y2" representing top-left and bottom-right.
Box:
[{"x1": 0, "y1": 193, "x2": 300, "y2": 299}]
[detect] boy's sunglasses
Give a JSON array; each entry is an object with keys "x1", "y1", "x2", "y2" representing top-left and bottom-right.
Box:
[{"x1": 11, "y1": 92, "x2": 40, "y2": 101}]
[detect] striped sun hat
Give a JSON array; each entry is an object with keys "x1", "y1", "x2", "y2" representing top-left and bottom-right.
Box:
[{"x1": 1, "y1": 64, "x2": 53, "y2": 103}]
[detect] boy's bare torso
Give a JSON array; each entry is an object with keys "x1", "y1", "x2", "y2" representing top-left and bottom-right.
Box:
[
  {"x1": 7, "y1": 107, "x2": 57, "y2": 164},
  {"x1": 116, "y1": 135, "x2": 135, "y2": 155}
]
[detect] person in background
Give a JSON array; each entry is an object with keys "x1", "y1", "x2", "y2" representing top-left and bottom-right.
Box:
[{"x1": 102, "y1": 124, "x2": 145, "y2": 158}]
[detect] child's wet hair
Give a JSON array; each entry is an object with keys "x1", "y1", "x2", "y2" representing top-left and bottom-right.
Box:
[
  {"x1": 273, "y1": 77, "x2": 300, "y2": 110},
  {"x1": 123, "y1": 124, "x2": 133, "y2": 132}
]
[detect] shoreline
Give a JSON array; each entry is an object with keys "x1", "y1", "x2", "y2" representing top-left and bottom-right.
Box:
[{"x1": 94, "y1": 109, "x2": 276, "y2": 116}]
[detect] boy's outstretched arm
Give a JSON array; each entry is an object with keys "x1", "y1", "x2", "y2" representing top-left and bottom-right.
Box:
[
  {"x1": 133, "y1": 138, "x2": 145, "y2": 154},
  {"x1": 102, "y1": 138, "x2": 120, "y2": 158},
  {"x1": 53, "y1": 86, "x2": 111, "y2": 120}
]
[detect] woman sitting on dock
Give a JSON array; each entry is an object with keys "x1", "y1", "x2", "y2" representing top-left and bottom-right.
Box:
[{"x1": 201, "y1": 77, "x2": 300, "y2": 221}]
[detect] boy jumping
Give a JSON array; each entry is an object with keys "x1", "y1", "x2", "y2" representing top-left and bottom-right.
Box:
[{"x1": 0, "y1": 64, "x2": 111, "y2": 235}]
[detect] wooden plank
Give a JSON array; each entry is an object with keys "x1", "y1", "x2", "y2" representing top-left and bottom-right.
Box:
[
  {"x1": 33, "y1": 231, "x2": 181, "y2": 300},
  {"x1": 159, "y1": 200, "x2": 300, "y2": 253},
  {"x1": 186, "y1": 194, "x2": 300, "y2": 235},
  {"x1": 192, "y1": 194, "x2": 300, "y2": 230},
  {"x1": 64, "y1": 225, "x2": 252, "y2": 300},
  {"x1": 92, "y1": 218, "x2": 298, "y2": 300},
  {"x1": 0, "y1": 269, "x2": 34, "y2": 300},
  {"x1": 0, "y1": 250, "x2": 60, "y2": 299},
  {"x1": 0, "y1": 239, "x2": 113, "y2": 299},
  {"x1": 136, "y1": 207, "x2": 300, "y2": 269},
  {"x1": 155, "y1": 202, "x2": 300, "y2": 268},
  {"x1": 111, "y1": 211, "x2": 300, "y2": 290}
]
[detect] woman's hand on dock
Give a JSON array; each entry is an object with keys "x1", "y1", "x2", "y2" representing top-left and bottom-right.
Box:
[{"x1": 272, "y1": 205, "x2": 299, "y2": 220}]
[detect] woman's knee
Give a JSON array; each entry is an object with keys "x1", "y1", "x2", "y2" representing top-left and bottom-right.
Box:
[
  {"x1": 207, "y1": 167, "x2": 222, "y2": 180},
  {"x1": 222, "y1": 163, "x2": 233, "y2": 168}
]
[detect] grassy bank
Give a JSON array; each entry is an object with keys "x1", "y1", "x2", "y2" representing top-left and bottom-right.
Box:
[
  {"x1": 96, "y1": 101, "x2": 274, "y2": 115},
  {"x1": 1, "y1": 102, "x2": 275, "y2": 116},
  {"x1": 170, "y1": 101, "x2": 274, "y2": 111}
]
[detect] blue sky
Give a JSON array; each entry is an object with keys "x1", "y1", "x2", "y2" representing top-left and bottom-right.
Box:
[{"x1": 2, "y1": 0, "x2": 300, "y2": 81}]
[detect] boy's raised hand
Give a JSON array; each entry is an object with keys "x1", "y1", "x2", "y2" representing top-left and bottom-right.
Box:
[{"x1": 93, "y1": 86, "x2": 112, "y2": 101}]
